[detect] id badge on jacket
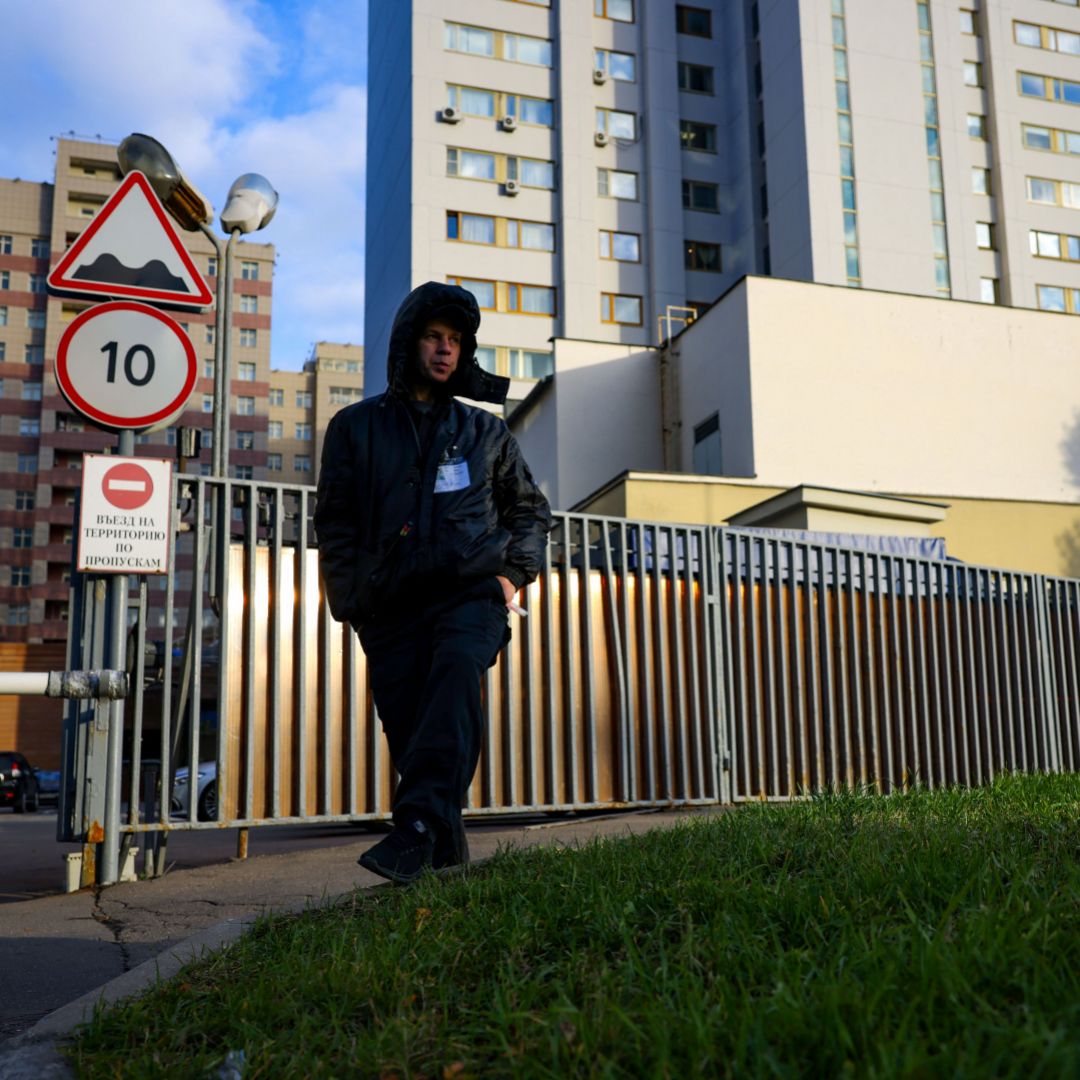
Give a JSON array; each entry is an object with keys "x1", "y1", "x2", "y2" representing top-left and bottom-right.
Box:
[{"x1": 434, "y1": 455, "x2": 470, "y2": 493}]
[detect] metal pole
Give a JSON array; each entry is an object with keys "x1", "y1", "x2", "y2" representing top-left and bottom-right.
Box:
[
  {"x1": 101, "y1": 428, "x2": 135, "y2": 886},
  {"x1": 221, "y1": 228, "x2": 240, "y2": 479},
  {"x1": 198, "y1": 224, "x2": 226, "y2": 477}
]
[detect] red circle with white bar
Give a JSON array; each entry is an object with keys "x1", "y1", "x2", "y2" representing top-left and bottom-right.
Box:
[
  {"x1": 54, "y1": 300, "x2": 197, "y2": 431},
  {"x1": 102, "y1": 462, "x2": 155, "y2": 510}
]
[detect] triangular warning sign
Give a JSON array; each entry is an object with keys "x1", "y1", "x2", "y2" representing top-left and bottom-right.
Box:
[{"x1": 48, "y1": 171, "x2": 214, "y2": 309}]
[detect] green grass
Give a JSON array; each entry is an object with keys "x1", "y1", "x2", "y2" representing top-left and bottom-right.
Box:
[{"x1": 71, "y1": 774, "x2": 1080, "y2": 1079}]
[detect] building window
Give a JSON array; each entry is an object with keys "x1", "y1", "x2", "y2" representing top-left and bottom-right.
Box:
[
  {"x1": 446, "y1": 211, "x2": 554, "y2": 251},
  {"x1": 1018, "y1": 71, "x2": 1080, "y2": 104},
  {"x1": 980, "y1": 277, "x2": 999, "y2": 304},
  {"x1": 240, "y1": 295, "x2": 258, "y2": 314},
  {"x1": 17, "y1": 453, "x2": 37, "y2": 474},
  {"x1": 678, "y1": 62, "x2": 714, "y2": 95},
  {"x1": 239, "y1": 328, "x2": 256, "y2": 348},
  {"x1": 598, "y1": 168, "x2": 639, "y2": 200},
  {"x1": 963, "y1": 61, "x2": 983, "y2": 87},
  {"x1": 967, "y1": 114, "x2": 986, "y2": 139},
  {"x1": 268, "y1": 420, "x2": 283, "y2": 439},
  {"x1": 507, "y1": 283, "x2": 556, "y2": 315},
  {"x1": 1029, "y1": 228, "x2": 1080, "y2": 260},
  {"x1": 235, "y1": 430, "x2": 255, "y2": 450},
  {"x1": 0, "y1": 235, "x2": 10, "y2": 255},
  {"x1": 296, "y1": 390, "x2": 312, "y2": 408},
  {"x1": 24, "y1": 345, "x2": 43, "y2": 364},
  {"x1": 1015, "y1": 21, "x2": 1080, "y2": 55},
  {"x1": 595, "y1": 48, "x2": 636, "y2": 81},
  {"x1": 237, "y1": 396, "x2": 255, "y2": 416},
  {"x1": 294, "y1": 455, "x2": 312, "y2": 473},
  {"x1": 972, "y1": 167, "x2": 991, "y2": 195},
  {"x1": 682, "y1": 180, "x2": 719, "y2": 212},
  {"x1": 240, "y1": 261, "x2": 259, "y2": 280},
  {"x1": 1027, "y1": 175, "x2": 1080, "y2": 207},
  {"x1": 269, "y1": 388, "x2": 284, "y2": 407},
  {"x1": 234, "y1": 465, "x2": 253, "y2": 480},
  {"x1": 10, "y1": 567, "x2": 30, "y2": 587},
  {"x1": 202, "y1": 395, "x2": 214, "y2": 412},
  {"x1": 30, "y1": 238, "x2": 49, "y2": 258},
  {"x1": 692, "y1": 412, "x2": 721, "y2": 475},
  {"x1": 960, "y1": 9, "x2": 977, "y2": 34},
  {"x1": 679, "y1": 120, "x2": 717, "y2": 153},
  {"x1": 447, "y1": 84, "x2": 554, "y2": 126},
  {"x1": 207, "y1": 257, "x2": 217, "y2": 276},
  {"x1": 0, "y1": 272, "x2": 8, "y2": 290},
  {"x1": 975, "y1": 222, "x2": 995, "y2": 249},
  {"x1": 0, "y1": 306, "x2": 7, "y2": 325},
  {"x1": 329, "y1": 386, "x2": 363, "y2": 404},
  {"x1": 599, "y1": 230, "x2": 641, "y2": 262},
  {"x1": 12, "y1": 526, "x2": 32, "y2": 549},
  {"x1": 594, "y1": 0, "x2": 633, "y2": 22},
  {"x1": 600, "y1": 293, "x2": 643, "y2": 325},
  {"x1": 446, "y1": 148, "x2": 555, "y2": 190},
  {"x1": 1022, "y1": 122, "x2": 1080, "y2": 156},
  {"x1": 596, "y1": 108, "x2": 637, "y2": 140},
  {"x1": 267, "y1": 453, "x2": 282, "y2": 471},
  {"x1": 475, "y1": 347, "x2": 497, "y2": 374},
  {"x1": 237, "y1": 361, "x2": 256, "y2": 381},
  {"x1": 508, "y1": 348, "x2": 554, "y2": 380},
  {"x1": 0, "y1": 344, "x2": 4, "y2": 361},
  {"x1": 27, "y1": 310, "x2": 45, "y2": 330},
  {"x1": 8, "y1": 603, "x2": 29, "y2": 627},
  {"x1": 202, "y1": 359, "x2": 215, "y2": 378},
  {"x1": 295, "y1": 423, "x2": 312, "y2": 440},
  {"x1": 445, "y1": 23, "x2": 552, "y2": 67},
  {"x1": 1036, "y1": 284, "x2": 1075, "y2": 312},
  {"x1": 685, "y1": 241, "x2": 722, "y2": 272},
  {"x1": 15, "y1": 490, "x2": 34, "y2": 510},
  {"x1": 676, "y1": 5, "x2": 712, "y2": 36},
  {"x1": 19, "y1": 418, "x2": 40, "y2": 437},
  {"x1": 29, "y1": 274, "x2": 47, "y2": 294}
]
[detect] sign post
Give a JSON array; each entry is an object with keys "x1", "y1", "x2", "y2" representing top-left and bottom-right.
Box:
[{"x1": 49, "y1": 172, "x2": 211, "y2": 886}]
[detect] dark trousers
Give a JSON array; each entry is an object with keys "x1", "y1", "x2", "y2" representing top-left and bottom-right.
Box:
[{"x1": 358, "y1": 578, "x2": 509, "y2": 840}]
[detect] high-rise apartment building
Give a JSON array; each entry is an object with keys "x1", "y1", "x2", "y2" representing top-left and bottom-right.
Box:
[
  {"x1": 367, "y1": 0, "x2": 1080, "y2": 405},
  {"x1": 268, "y1": 342, "x2": 364, "y2": 484},
  {"x1": 0, "y1": 138, "x2": 275, "y2": 642}
]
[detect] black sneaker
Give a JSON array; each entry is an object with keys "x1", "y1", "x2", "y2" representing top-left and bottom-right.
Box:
[
  {"x1": 358, "y1": 819, "x2": 434, "y2": 883},
  {"x1": 433, "y1": 818, "x2": 470, "y2": 873}
]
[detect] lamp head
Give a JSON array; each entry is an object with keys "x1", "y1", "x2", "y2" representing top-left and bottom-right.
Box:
[
  {"x1": 117, "y1": 133, "x2": 213, "y2": 231},
  {"x1": 219, "y1": 173, "x2": 278, "y2": 234}
]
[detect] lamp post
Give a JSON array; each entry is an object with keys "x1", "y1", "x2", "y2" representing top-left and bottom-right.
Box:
[{"x1": 117, "y1": 135, "x2": 278, "y2": 476}]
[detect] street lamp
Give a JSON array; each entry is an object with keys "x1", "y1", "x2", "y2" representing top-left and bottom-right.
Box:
[{"x1": 117, "y1": 134, "x2": 278, "y2": 476}]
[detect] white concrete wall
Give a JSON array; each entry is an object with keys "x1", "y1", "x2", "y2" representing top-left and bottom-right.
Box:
[
  {"x1": 510, "y1": 338, "x2": 664, "y2": 510},
  {"x1": 676, "y1": 276, "x2": 1080, "y2": 504}
]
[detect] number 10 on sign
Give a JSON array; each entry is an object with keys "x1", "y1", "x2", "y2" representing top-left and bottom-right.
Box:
[{"x1": 55, "y1": 300, "x2": 198, "y2": 432}]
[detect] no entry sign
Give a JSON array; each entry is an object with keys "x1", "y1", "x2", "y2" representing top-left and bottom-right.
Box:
[
  {"x1": 55, "y1": 301, "x2": 197, "y2": 432},
  {"x1": 78, "y1": 455, "x2": 173, "y2": 574}
]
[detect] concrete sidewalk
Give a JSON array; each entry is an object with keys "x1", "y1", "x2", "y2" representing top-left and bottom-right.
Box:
[{"x1": 0, "y1": 806, "x2": 721, "y2": 1079}]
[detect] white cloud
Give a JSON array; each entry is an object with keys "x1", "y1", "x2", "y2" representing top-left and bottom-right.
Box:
[{"x1": 3, "y1": 0, "x2": 366, "y2": 370}]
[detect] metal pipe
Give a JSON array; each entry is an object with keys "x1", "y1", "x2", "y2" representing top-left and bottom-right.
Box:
[
  {"x1": 198, "y1": 224, "x2": 226, "y2": 477},
  {"x1": 221, "y1": 229, "x2": 240, "y2": 479}
]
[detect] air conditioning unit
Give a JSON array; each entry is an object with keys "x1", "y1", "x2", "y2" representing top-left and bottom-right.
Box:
[
  {"x1": 504, "y1": 179, "x2": 521, "y2": 195},
  {"x1": 595, "y1": 131, "x2": 611, "y2": 147},
  {"x1": 501, "y1": 114, "x2": 518, "y2": 131},
  {"x1": 593, "y1": 68, "x2": 608, "y2": 85},
  {"x1": 440, "y1": 106, "x2": 462, "y2": 123}
]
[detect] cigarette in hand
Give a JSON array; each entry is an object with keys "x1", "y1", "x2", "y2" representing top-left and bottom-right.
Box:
[{"x1": 507, "y1": 601, "x2": 528, "y2": 617}]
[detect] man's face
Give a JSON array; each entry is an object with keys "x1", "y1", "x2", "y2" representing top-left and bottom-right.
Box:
[{"x1": 415, "y1": 320, "x2": 462, "y2": 388}]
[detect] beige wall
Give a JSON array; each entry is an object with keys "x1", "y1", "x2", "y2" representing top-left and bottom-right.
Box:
[
  {"x1": 511, "y1": 337, "x2": 663, "y2": 508},
  {"x1": 574, "y1": 472, "x2": 1080, "y2": 579},
  {"x1": 675, "y1": 276, "x2": 1080, "y2": 505}
]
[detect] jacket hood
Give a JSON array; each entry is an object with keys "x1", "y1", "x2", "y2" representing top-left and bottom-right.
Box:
[{"x1": 385, "y1": 281, "x2": 509, "y2": 405}]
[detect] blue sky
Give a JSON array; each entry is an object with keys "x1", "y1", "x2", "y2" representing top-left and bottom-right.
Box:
[{"x1": 4, "y1": 0, "x2": 368, "y2": 371}]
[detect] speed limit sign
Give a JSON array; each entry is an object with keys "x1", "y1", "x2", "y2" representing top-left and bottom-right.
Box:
[{"x1": 55, "y1": 300, "x2": 198, "y2": 431}]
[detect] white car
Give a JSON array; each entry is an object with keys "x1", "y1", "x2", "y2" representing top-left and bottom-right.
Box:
[{"x1": 170, "y1": 762, "x2": 218, "y2": 821}]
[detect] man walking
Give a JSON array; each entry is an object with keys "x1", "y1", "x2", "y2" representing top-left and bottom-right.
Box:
[{"x1": 315, "y1": 282, "x2": 551, "y2": 882}]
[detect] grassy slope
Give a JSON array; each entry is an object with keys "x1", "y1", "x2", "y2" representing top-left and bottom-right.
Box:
[{"x1": 72, "y1": 774, "x2": 1080, "y2": 1079}]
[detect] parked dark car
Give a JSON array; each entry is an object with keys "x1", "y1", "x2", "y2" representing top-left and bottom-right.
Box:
[{"x1": 0, "y1": 752, "x2": 40, "y2": 813}]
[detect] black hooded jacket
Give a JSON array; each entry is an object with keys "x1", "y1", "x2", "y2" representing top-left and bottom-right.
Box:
[{"x1": 315, "y1": 282, "x2": 552, "y2": 627}]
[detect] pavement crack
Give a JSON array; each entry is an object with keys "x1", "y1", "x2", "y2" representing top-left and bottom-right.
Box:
[{"x1": 92, "y1": 885, "x2": 133, "y2": 973}]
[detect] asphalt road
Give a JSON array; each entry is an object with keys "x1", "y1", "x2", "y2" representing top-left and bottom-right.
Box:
[{"x1": 0, "y1": 808, "x2": 386, "y2": 903}]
